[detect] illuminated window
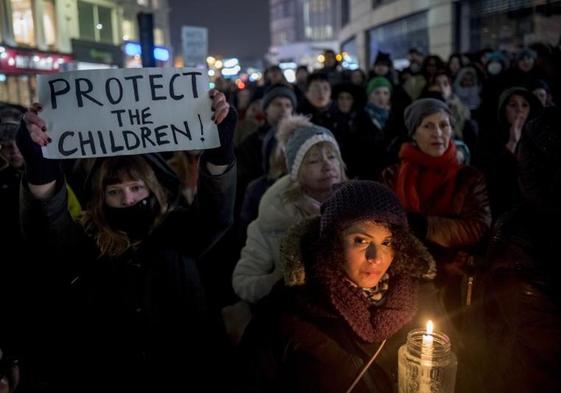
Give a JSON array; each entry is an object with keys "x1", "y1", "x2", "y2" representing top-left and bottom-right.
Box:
[
  {"x1": 11, "y1": 0, "x2": 36, "y2": 46},
  {"x1": 154, "y1": 27, "x2": 164, "y2": 45},
  {"x1": 122, "y1": 19, "x2": 137, "y2": 41},
  {"x1": 78, "y1": 1, "x2": 115, "y2": 43},
  {"x1": 43, "y1": 0, "x2": 57, "y2": 48},
  {"x1": 97, "y1": 5, "x2": 113, "y2": 43}
]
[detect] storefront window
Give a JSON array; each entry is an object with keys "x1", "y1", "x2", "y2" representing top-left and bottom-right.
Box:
[
  {"x1": 341, "y1": 37, "x2": 359, "y2": 69},
  {"x1": 43, "y1": 0, "x2": 57, "y2": 48},
  {"x1": 11, "y1": 0, "x2": 36, "y2": 46},
  {"x1": 368, "y1": 11, "x2": 429, "y2": 66},
  {"x1": 469, "y1": 0, "x2": 561, "y2": 50}
]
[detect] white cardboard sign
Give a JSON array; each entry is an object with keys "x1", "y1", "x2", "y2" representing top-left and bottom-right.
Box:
[{"x1": 37, "y1": 67, "x2": 220, "y2": 159}]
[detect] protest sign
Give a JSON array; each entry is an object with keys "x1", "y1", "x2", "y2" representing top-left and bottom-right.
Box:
[{"x1": 37, "y1": 67, "x2": 220, "y2": 159}]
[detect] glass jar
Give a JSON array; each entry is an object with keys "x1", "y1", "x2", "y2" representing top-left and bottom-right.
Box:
[{"x1": 398, "y1": 328, "x2": 457, "y2": 393}]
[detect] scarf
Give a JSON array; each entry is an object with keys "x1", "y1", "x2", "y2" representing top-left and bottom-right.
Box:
[
  {"x1": 345, "y1": 273, "x2": 390, "y2": 305},
  {"x1": 312, "y1": 260, "x2": 417, "y2": 343},
  {"x1": 395, "y1": 142, "x2": 459, "y2": 215},
  {"x1": 365, "y1": 103, "x2": 389, "y2": 130}
]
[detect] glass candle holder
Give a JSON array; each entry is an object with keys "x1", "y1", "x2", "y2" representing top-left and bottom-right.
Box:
[{"x1": 398, "y1": 328, "x2": 457, "y2": 393}]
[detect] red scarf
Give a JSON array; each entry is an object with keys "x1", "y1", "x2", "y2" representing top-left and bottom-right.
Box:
[{"x1": 395, "y1": 142, "x2": 459, "y2": 215}]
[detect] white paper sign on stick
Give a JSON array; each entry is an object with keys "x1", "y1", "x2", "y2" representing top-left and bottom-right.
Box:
[{"x1": 37, "y1": 67, "x2": 220, "y2": 159}]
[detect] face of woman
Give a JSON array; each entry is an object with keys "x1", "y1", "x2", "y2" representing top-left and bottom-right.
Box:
[
  {"x1": 337, "y1": 92, "x2": 354, "y2": 114},
  {"x1": 505, "y1": 94, "x2": 530, "y2": 126},
  {"x1": 368, "y1": 87, "x2": 391, "y2": 109},
  {"x1": 449, "y1": 57, "x2": 461, "y2": 74},
  {"x1": 341, "y1": 220, "x2": 394, "y2": 288},
  {"x1": 434, "y1": 75, "x2": 452, "y2": 98},
  {"x1": 298, "y1": 144, "x2": 341, "y2": 198},
  {"x1": 413, "y1": 111, "x2": 453, "y2": 157},
  {"x1": 104, "y1": 179, "x2": 150, "y2": 208}
]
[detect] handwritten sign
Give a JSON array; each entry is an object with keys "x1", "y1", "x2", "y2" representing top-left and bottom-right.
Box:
[{"x1": 37, "y1": 67, "x2": 220, "y2": 159}]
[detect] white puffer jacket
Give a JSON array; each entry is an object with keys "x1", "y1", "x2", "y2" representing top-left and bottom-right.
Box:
[{"x1": 232, "y1": 175, "x2": 320, "y2": 303}]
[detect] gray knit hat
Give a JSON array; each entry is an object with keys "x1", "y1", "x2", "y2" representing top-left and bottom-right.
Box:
[
  {"x1": 285, "y1": 124, "x2": 339, "y2": 180},
  {"x1": 404, "y1": 98, "x2": 450, "y2": 136},
  {"x1": 319, "y1": 180, "x2": 407, "y2": 238},
  {"x1": 262, "y1": 85, "x2": 297, "y2": 111}
]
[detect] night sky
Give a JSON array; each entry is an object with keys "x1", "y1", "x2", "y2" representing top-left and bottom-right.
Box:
[{"x1": 168, "y1": 0, "x2": 270, "y2": 64}]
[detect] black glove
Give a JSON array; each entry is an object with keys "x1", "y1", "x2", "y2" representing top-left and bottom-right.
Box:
[
  {"x1": 407, "y1": 212, "x2": 428, "y2": 239},
  {"x1": 15, "y1": 120, "x2": 61, "y2": 185},
  {"x1": 203, "y1": 108, "x2": 237, "y2": 166}
]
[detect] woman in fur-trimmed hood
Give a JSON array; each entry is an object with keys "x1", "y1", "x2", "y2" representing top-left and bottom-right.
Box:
[{"x1": 240, "y1": 180, "x2": 439, "y2": 393}]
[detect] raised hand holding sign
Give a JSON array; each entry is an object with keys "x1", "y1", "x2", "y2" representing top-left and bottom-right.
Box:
[{"x1": 37, "y1": 67, "x2": 220, "y2": 159}]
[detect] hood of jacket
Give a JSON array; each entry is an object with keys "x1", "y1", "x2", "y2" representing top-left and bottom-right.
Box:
[{"x1": 256, "y1": 175, "x2": 321, "y2": 233}]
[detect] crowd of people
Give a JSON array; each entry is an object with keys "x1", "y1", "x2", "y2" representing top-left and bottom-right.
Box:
[{"x1": 0, "y1": 41, "x2": 560, "y2": 392}]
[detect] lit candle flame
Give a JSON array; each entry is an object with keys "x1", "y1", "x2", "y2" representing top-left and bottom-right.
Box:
[{"x1": 426, "y1": 320, "x2": 433, "y2": 335}]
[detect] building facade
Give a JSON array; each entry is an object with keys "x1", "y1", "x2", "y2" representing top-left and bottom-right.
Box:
[
  {"x1": 340, "y1": 0, "x2": 561, "y2": 71},
  {"x1": 269, "y1": 0, "x2": 343, "y2": 67},
  {"x1": 0, "y1": 0, "x2": 171, "y2": 106}
]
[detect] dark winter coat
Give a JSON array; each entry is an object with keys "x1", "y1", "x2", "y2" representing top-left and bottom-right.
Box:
[
  {"x1": 19, "y1": 163, "x2": 236, "y2": 392},
  {"x1": 240, "y1": 218, "x2": 440, "y2": 393},
  {"x1": 381, "y1": 164, "x2": 491, "y2": 276},
  {"x1": 331, "y1": 108, "x2": 389, "y2": 180}
]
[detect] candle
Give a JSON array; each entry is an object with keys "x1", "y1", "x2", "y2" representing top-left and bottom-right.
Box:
[
  {"x1": 420, "y1": 320, "x2": 434, "y2": 393},
  {"x1": 422, "y1": 320, "x2": 434, "y2": 353}
]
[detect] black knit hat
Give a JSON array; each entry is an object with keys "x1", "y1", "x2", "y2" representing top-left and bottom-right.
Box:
[
  {"x1": 262, "y1": 84, "x2": 297, "y2": 111},
  {"x1": 319, "y1": 180, "x2": 407, "y2": 238}
]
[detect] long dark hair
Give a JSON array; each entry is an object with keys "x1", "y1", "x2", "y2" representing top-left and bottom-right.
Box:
[{"x1": 81, "y1": 155, "x2": 169, "y2": 257}]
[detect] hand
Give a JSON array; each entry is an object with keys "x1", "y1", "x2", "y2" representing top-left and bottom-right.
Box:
[
  {"x1": 209, "y1": 89, "x2": 229, "y2": 125},
  {"x1": 16, "y1": 102, "x2": 61, "y2": 185},
  {"x1": 506, "y1": 114, "x2": 524, "y2": 153},
  {"x1": 23, "y1": 103, "x2": 50, "y2": 147}
]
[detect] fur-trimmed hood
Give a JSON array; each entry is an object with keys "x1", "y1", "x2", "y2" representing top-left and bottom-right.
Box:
[
  {"x1": 280, "y1": 217, "x2": 436, "y2": 343},
  {"x1": 281, "y1": 217, "x2": 436, "y2": 287}
]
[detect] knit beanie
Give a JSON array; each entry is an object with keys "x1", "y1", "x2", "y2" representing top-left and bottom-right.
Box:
[
  {"x1": 404, "y1": 98, "x2": 451, "y2": 136},
  {"x1": 319, "y1": 180, "x2": 407, "y2": 238},
  {"x1": 284, "y1": 124, "x2": 339, "y2": 181},
  {"x1": 366, "y1": 76, "x2": 392, "y2": 96},
  {"x1": 374, "y1": 51, "x2": 392, "y2": 66},
  {"x1": 262, "y1": 85, "x2": 297, "y2": 111}
]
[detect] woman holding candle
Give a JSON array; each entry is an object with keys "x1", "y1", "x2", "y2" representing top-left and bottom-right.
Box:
[
  {"x1": 240, "y1": 180, "x2": 437, "y2": 393},
  {"x1": 381, "y1": 98, "x2": 491, "y2": 330}
]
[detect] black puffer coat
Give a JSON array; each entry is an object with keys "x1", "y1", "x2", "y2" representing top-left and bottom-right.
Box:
[{"x1": 19, "y1": 162, "x2": 236, "y2": 392}]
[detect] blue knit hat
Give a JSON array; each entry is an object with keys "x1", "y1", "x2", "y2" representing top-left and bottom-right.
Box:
[{"x1": 284, "y1": 125, "x2": 339, "y2": 180}]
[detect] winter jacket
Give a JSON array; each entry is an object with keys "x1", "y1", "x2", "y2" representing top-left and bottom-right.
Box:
[
  {"x1": 382, "y1": 164, "x2": 491, "y2": 274},
  {"x1": 233, "y1": 175, "x2": 320, "y2": 303},
  {"x1": 19, "y1": 162, "x2": 236, "y2": 392},
  {"x1": 239, "y1": 217, "x2": 442, "y2": 393}
]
